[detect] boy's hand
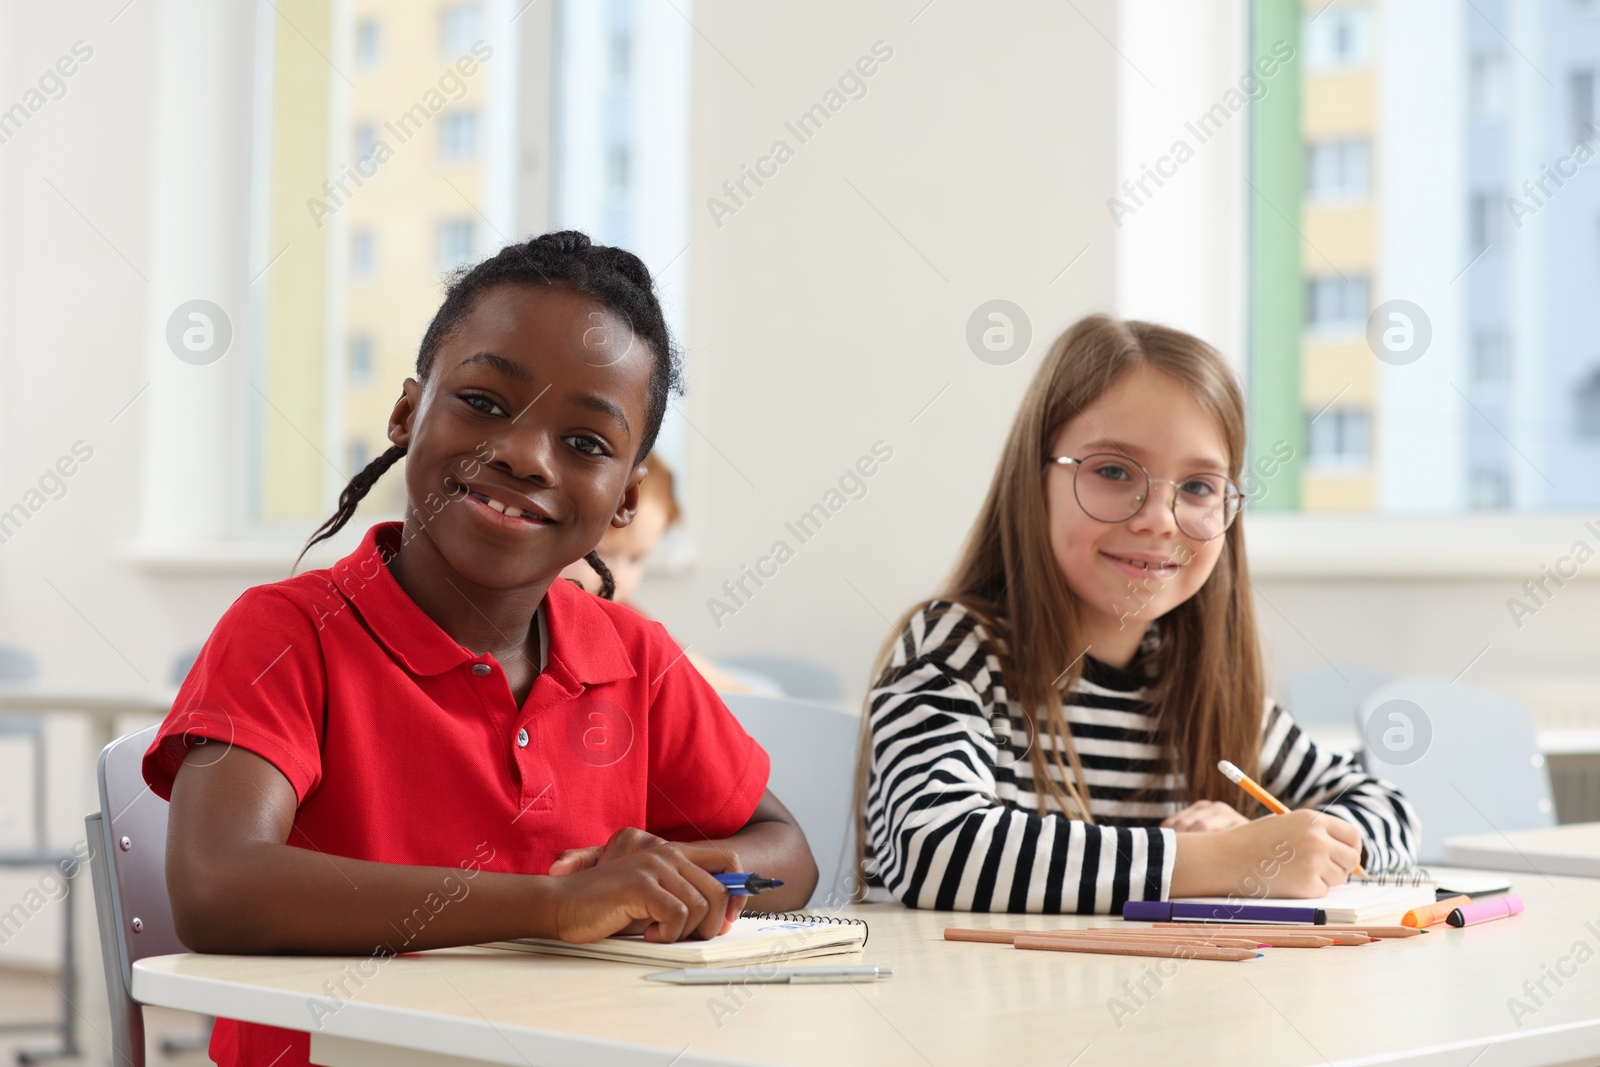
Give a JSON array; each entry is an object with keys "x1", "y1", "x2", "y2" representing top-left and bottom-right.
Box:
[
  {"x1": 1161, "y1": 800, "x2": 1250, "y2": 833},
  {"x1": 544, "y1": 828, "x2": 745, "y2": 940}
]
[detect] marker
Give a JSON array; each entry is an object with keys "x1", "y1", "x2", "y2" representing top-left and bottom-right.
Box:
[
  {"x1": 644, "y1": 966, "x2": 891, "y2": 985},
  {"x1": 1218, "y1": 759, "x2": 1366, "y2": 877},
  {"x1": 1446, "y1": 894, "x2": 1524, "y2": 928},
  {"x1": 1402, "y1": 895, "x2": 1472, "y2": 928},
  {"x1": 715, "y1": 872, "x2": 785, "y2": 896},
  {"x1": 1123, "y1": 900, "x2": 1326, "y2": 925}
]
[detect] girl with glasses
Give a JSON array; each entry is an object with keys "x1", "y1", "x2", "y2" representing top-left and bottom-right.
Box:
[{"x1": 856, "y1": 315, "x2": 1417, "y2": 913}]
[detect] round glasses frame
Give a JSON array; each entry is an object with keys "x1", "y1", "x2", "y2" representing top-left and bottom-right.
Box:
[{"x1": 1047, "y1": 452, "x2": 1243, "y2": 541}]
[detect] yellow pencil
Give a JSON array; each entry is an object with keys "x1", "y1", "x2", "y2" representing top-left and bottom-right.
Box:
[{"x1": 1217, "y1": 759, "x2": 1366, "y2": 877}]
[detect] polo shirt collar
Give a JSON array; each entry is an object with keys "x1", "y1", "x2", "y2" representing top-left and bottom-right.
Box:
[{"x1": 329, "y1": 522, "x2": 635, "y2": 687}]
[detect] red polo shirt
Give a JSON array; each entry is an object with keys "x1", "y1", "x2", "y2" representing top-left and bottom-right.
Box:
[{"x1": 143, "y1": 521, "x2": 769, "y2": 1067}]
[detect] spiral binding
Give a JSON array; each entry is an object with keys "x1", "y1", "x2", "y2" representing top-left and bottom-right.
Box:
[
  {"x1": 744, "y1": 911, "x2": 871, "y2": 947},
  {"x1": 1354, "y1": 867, "x2": 1434, "y2": 887}
]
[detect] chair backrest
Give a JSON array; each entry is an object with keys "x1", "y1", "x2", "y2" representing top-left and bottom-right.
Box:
[
  {"x1": 86, "y1": 724, "x2": 180, "y2": 1067},
  {"x1": 720, "y1": 655, "x2": 844, "y2": 704},
  {"x1": 1357, "y1": 679, "x2": 1556, "y2": 864},
  {"x1": 721, "y1": 693, "x2": 859, "y2": 908},
  {"x1": 1281, "y1": 664, "x2": 1391, "y2": 734}
]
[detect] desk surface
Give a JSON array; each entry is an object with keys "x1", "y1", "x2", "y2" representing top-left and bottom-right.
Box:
[
  {"x1": 132, "y1": 871, "x2": 1600, "y2": 1067},
  {"x1": 1445, "y1": 822, "x2": 1600, "y2": 878}
]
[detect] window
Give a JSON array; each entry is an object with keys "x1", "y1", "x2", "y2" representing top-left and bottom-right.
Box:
[
  {"x1": 1305, "y1": 275, "x2": 1368, "y2": 332},
  {"x1": 1307, "y1": 408, "x2": 1370, "y2": 469},
  {"x1": 349, "y1": 334, "x2": 374, "y2": 388},
  {"x1": 1572, "y1": 70, "x2": 1597, "y2": 144},
  {"x1": 355, "y1": 18, "x2": 381, "y2": 69},
  {"x1": 1470, "y1": 191, "x2": 1507, "y2": 253},
  {"x1": 441, "y1": 5, "x2": 482, "y2": 56},
  {"x1": 439, "y1": 111, "x2": 479, "y2": 162},
  {"x1": 1305, "y1": 139, "x2": 1369, "y2": 201},
  {"x1": 1470, "y1": 332, "x2": 1512, "y2": 387},
  {"x1": 348, "y1": 439, "x2": 372, "y2": 477},
  {"x1": 610, "y1": 30, "x2": 632, "y2": 82},
  {"x1": 1468, "y1": 467, "x2": 1512, "y2": 509},
  {"x1": 1469, "y1": 53, "x2": 1510, "y2": 122},
  {"x1": 1576, "y1": 369, "x2": 1600, "y2": 438},
  {"x1": 437, "y1": 220, "x2": 476, "y2": 269},
  {"x1": 607, "y1": 144, "x2": 630, "y2": 195},
  {"x1": 351, "y1": 228, "x2": 376, "y2": 279},
  {"x1": 1303, "y1": 6, "x2": 1371, "y2": 71},
  {"x1": 353, "y1": 122, "x2": 379, "y2": 168}
]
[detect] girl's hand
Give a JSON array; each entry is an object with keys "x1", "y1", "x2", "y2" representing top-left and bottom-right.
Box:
[
  {"x1": 1160, "y1": 800, "x2": 1250, "y2": 833},
  {"x1": 543, "y1": 831, "x2": 745, "y2": 941},
  {"x1": 1224, "y1": 808, "x2": 1362, "y2": 898}
]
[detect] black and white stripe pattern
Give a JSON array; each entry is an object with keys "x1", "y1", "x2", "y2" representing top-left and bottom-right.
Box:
[{"x1": 864, "y1": 601, "x2": 1420, "y2": 914}]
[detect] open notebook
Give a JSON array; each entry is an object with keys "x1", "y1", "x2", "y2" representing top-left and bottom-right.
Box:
[
  {"x1": 486, "y1": 911, "x2": 869, "y2": 967},
  {"x1": 1352, "y1": 867, "x2": 1514, "y2": 899}
]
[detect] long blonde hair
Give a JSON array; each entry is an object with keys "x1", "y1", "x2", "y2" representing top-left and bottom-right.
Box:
[{"x1": 853, "y1": 314, "x2": 1265, "y2": 884}]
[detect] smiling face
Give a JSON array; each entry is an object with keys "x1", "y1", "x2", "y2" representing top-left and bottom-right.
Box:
[
  {"x1": 1044, "y1": 363, "x2": 1232, "y2": 656},
  {"x1": 387, "y1": 283, "x2": 653, "y2": 591}
]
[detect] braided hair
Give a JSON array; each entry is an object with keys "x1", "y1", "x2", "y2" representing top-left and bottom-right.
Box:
[{"x1": 293, "y1": 230, "x2": 682, "y2": 595}]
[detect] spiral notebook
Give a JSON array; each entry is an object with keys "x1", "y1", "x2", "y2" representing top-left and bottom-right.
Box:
[
  {"x1": 1353, "y1": 867, "x2": 1513, "y2": 899},
  {"x1": 486, "y1": 911, "x2": 870, "y2": 967}
]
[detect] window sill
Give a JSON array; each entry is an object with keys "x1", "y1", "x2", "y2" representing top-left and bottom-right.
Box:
[{"x1": 1244, "y1": 512, "x2": 1600, "y2": 579}]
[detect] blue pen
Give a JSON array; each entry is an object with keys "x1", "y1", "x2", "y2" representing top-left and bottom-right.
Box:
[{"x1": 715, "y1": 872, "x2": 785, "y2": 896}]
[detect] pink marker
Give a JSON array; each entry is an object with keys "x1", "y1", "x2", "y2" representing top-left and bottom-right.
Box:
[{"x1": 1446, "y1": 894, "x2": 1524, "y2": 928}]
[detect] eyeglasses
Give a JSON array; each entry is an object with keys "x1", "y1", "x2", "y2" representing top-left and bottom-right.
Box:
[{"x1": 1047, "y1": 452, "x2": 1242, "y2": 541}]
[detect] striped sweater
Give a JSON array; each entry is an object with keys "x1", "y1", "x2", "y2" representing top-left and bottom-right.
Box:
[{"x1": 864, "y1": 601, "x2": 1421, "y2": 914}]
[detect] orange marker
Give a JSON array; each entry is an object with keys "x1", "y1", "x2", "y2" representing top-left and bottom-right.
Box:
[{"x1": 1402, "y1": 895, "x2": 1471, "y2": 929}]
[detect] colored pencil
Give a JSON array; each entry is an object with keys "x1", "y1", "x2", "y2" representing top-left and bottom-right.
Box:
[{"x1": 1013, "y1": 935, "x2": 1260, "y2": 961}]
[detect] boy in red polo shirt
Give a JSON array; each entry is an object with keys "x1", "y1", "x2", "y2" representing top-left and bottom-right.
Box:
[{"x1": 144, "y1": 233, "x2": 819, "y2": 1067}]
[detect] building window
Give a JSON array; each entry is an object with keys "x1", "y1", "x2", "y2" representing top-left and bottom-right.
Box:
[
  {"x1": 1468, "y1": 467, "x2": 1512, "y2": 509},
  {"x1": 1576, "y1": 368, "x2": 1600, "y2": 438},
  {"x1": 1303, "y1": 6, "x2": 1371, "y2": 71},
  {"x1": 354, "y1": 122, "x2": 379, "y2": 168},
  {"x1": 1469, "y1": 53, "x2": 1510, "y2": 122},
  {"x1": 610, "y1": 30, "x2": 632, "y2": 82},
  {"x1": 1307, "y1": 408, "x2": 1370, "y2": 469},
  {"x1": 607, "y1": 144, "x2": 630, "y2": 195},
  {"x1": 351, "y1": 228, "x2": 376, "y2": 279},
  {"x1": 348, "y1": 439, "x2": 372, "y2": 477},
  {"x1": 349, "y1": 334, "x2": 374, "y2": 388},
  {"x1": 437, "y1": 220, "x2": 476, "y2": 270},
  {"x1": 1305, "y1": 275, "x2": 1368, "y2": 332},
  {"x1": 1305, "y1": 139, "x2": 1369, "y2": 201},
  {"x1": 441, "y1": 5, "x2": 482, "y2": 56},
  {"x1": 1470, "y1": 191, "x2": 1507, "y2": 253},
  {"x1": 1470, "y1": 332, "x2": 1512, "y2": 387},
  {"x1": 439, "y1": 110, "x2": 479, "y2": 162},
  {"x1": 1572, "y1": 69, "x2": 1597, "y2": 144},
  {"x1": 355, "y1": 18, "x2": 381, "y2": 69}
]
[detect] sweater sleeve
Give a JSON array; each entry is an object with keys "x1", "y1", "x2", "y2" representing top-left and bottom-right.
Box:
[
  {"x1": 864, "y1": 603, "x2": 1175, "y2": 914},
  {"x1": 1256, "y1": 700, "x2": 1422, "y2": 872}
]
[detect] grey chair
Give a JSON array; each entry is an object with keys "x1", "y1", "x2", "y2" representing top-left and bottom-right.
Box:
[
  {"x1": 85, "y1": 725, "x2": 188, "y2": 1067},
  {"x1": 0, "y1": 691, "x2": 82, "y2": 1062},
  {"x1": 1357, "y1": 679, "x2": 1557, "y2": 864},
  {"x1": 721, "y1": 693, "x2": 859, "y2": 908},
  {"x1": 1281, "y1": 664, "x2": 1391, "y2": 736},
  {"x1": 721, "y1": 655, "x2": 844, "y2": 704}
]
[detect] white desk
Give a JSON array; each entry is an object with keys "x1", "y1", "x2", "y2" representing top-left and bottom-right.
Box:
[
  {"x1": 1445, "y1": 822, "x2": 1600, "y2": 878},
  {"x1": 132, "y1": 874, "x2": 1600, "y2": 1067}
]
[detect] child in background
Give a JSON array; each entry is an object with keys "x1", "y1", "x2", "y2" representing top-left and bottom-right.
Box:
[
  {"x1": 857, "y1": 314, "x2": 1418, "y2": 914},
  {"x1": 561, "y1": 451, "x2": 758, "y2": 694},
  {"x1": 145, "y1": 232, "x2": 817, "y2": 1067}
]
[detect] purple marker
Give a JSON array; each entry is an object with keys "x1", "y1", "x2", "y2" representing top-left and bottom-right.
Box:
[
  {"x1": 1446, "y1": 894, "x2": 1524, "y2": 928},
  {"x1": 1123, "y1": 901, "x2": 1327, "y2": 925}
]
